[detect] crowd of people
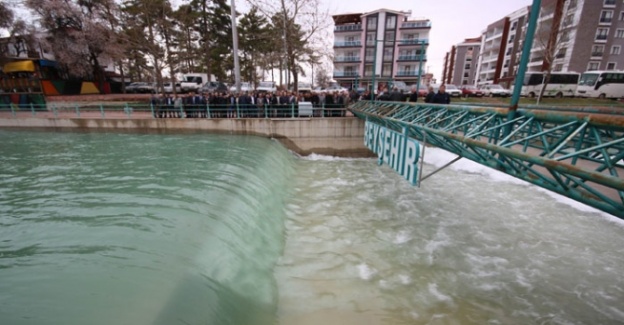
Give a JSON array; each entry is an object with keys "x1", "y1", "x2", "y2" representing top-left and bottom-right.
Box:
[
  {"x1": 375, "y1": 84, "x2": 451, "y2": 105},
  {"x1": 149, "y1": 84, "x2": 452, "y2": 119},
  {"x1": 150, "y1": 89, "x2": 359, "y2": 118}
]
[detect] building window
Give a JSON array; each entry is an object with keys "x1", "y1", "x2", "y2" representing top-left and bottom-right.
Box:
[
  {"x1": 612, "y1": 45, "x2": 621, "y2": 55},
  {"x1": 365, "y1": 48, "x2": 374, "y2": 61},
  {"x1": 588, "y1": 61, "x2": 600, "y2": 71},
  {"x1": 607, "y1": 62, "x2": 617, "y2": 70},
  {"x1": 383, "y1": 48, "x2": 393, "y2": 61},
  {"x1": 604, "y1": 0, "x2": 615, "y2": 6},
  {"x1": 596, "y1": 28, "x2": 609, "y2": 40},
  {"x1": 568, "y1": 0, "x2": 577, "y2": 10},
  {"x1": 366, "y1": 32, "x2": 376, "y2": 46},
  {"x1": 464, "y1": 63, "x2": 471, "y2": 70},
  {"x1": 382, "y1": 63, "x2": 392, "y2": 77},
  {"x1": 367, "y1": 16, "x2": 377, "y2": 30},
  {"x1": 554, "y1": 63, "x2": 563, "y2": 72},
  {"x1": 463, "y1": 72, "x2": 469, "y2": 78},
  {"x1": 385, "y1": 15, "x2": 396, "y2": 30},
  {"x1": 385, "y1": 31, "x2": 395, "y2": 45},
  {"x1": 511, "y1": 21, "x2": 517, "y2": 31},
  {"x1": 620, "y1": 11, "x2": 624, "y2": 20},
  {"x1": 508, "y1": 34, "x2": 515, "y2": 43},
  {"x1": 592, "y1": 45, "x2": 605, "y2": 56},
  {"x1": 364, "y1": 65, "x2": 373, "y2": 76},
  {"x1": 617, "y1": 29, "x2": 624, "y2": 38},
  {"x1": 600, "y1": 10, "x2": 614, "y2": 23}
]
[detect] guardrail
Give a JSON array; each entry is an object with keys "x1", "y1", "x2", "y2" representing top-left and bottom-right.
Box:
[{"x1": 0, "y1": 102, "x2": 350, "y2": 119}]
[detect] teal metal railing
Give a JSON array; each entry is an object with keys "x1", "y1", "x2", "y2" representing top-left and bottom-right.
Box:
[
  {"x1": 0, "y1": 102, "x2": 350, "y2": 119},
  {"x1": 350, "y1": 100, "x2": 624, "y2": 218}
]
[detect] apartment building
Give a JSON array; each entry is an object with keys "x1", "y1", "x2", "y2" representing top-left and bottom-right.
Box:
[
  {"x1": 332, "y1": 9, "x2": 431, "y2": 91},
  {"x1": 442, "y1": 37, "x2": 481, "y2": 86},
  {"x1": 465, "y1": 0, "x2": 624, "y2": 88}
]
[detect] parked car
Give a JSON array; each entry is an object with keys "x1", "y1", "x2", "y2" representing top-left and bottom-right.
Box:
[
  {"x1": 200, "y1": 81, "x2": 228, "y2": 93},
  {"x1": 126, "y1": 82, "x2": 154, "y2": 93},
  {"x1": 461, "y1": 85, "x2": 484, "y2": 97},
  {"x1": 162, "y1": 82, "x2": 182, "y2": 93},
  {"x1": 480, "y1": 84, "x2": 511, "y2": 97},
  {"x1": 390, "y1": 81, "x2": 410, "y2": 93},
  {"x1": 256, "y1": 81, "x2": 277, "y2": 93},
  {"x1": 431, "y1": 84, "x2": 462, "y2": 97},
  {"x1": 229, "y1": 82, "x2": 253, "y2": 93}
]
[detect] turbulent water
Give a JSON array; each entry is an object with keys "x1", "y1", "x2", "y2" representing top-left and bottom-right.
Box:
[{"x1": 0, "y1": 130, "x2": 623, "y2": 325}]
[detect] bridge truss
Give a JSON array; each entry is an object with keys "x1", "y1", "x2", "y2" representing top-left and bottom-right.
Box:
[{"x1": 350, "y1": 100, "x2": 624, "y2": 219}]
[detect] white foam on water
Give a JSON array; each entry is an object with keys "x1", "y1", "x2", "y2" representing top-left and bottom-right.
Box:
[
  {"x1": 423, "y1": 147, "x2": 624, "y2": 222},
  {"x1": 299, "y1": 153, "x2": 373, "y2": 162},
  {"x1": 356, "y1": 263, "x2": 376, "y2": 281},
  {"x1": 393, "y1": 230, "x2": 412, "y2": 244},
  {"x1": 428, "y1": 283, "x2": 453, "y2": 304}
]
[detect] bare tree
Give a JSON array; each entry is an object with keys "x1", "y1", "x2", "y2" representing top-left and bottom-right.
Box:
[
  {"x1": 243, "y1": 0, "x2": 331, "y2": 90},
  {"x1": 533, "y1": 0, "x2": 567, "y2": 105}
]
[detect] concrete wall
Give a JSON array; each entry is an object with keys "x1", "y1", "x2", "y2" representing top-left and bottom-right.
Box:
[{"x1": 0, "y1": 117, "x2": 374, "y2": 157}]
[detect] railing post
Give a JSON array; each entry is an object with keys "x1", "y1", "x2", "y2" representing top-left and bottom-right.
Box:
[
  {"x1": 125, "y1": 103, "x2": 131, "y2": 118},
  {"x1": 236, "y1": 102, "x2": 240, "y2": 119},
  {"x1": 10, "y1": 103, "x2": 15, "y2": 118},
  {"x1": 150, "y1": 102, "x2": 155, "y2": 118},
  {"x1": 75, "y1": 104, "x2": 80, "y2": 118},
  {"x1": 291, "y1": 102, "x2": 295, "y2": 118},
  {"x1": 53, "y1": 104, "x2": 58, "y2": 118},
  {"x1": 322, "y1": 102, "x2": 325, "y2": 118},
  {"x1": 265, "y1": 104, "x2": 268, "y2": 119},
  {"x1": 31, "y1": 103, "x2": 35, "y2": 116},
  {"x1": 100, "y1": 104, "x2": 105, "y2": 118},
  {"x1": 205, "y1": 103, "x2": 209, "y2": 119}
]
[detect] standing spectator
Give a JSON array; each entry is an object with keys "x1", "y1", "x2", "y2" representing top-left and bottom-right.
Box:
[
  {"x1": 424, "y1": 86, "x2": 435, "y2": 103},
  {"x1": 432, "y1": 85, "x2": 451, "y2": 104},
  {"x1": 408, "y1": 86, "x2": 418, "y2": 102}
]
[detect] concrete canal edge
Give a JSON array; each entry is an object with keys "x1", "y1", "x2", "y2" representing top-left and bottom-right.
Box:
[{"x1": 0, "y1": 117, "x2": 375, "y2": 158}]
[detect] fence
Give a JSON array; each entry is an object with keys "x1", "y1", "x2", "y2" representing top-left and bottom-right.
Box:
[{"x1": 0, "y1": 102, "x2": 350, "y2": 119}]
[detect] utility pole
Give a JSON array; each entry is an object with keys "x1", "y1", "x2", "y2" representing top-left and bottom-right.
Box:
[{"x1": 230, "y1": 0, "x2": 241, "y2": 93}]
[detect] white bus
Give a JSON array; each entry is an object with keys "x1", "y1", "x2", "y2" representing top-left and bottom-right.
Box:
[
  {"x1": 517, "y1": 72, "x2": 579, "y2": 98},
  {"x1": 575, "y1": 71, "x2": 624, "y2": 99}
]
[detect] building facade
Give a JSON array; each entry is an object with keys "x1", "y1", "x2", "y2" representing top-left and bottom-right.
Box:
[
  {"x1": 442, "y1": 37, "x2": 481, "y2": 85},
  {"x1": 456, "y1": 0, "x2": 624, "y2": 88},
  {"x1": 332, "y1": 9, "x2": 431, "y2": 91}
]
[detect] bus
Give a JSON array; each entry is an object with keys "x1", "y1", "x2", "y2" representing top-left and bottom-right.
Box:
[
  {"x1": 575, "y1": 70, "x2": 624, "y2": 99},
  {"x1": 517, "y1": 72, "x2": 580, "y2": 98}
]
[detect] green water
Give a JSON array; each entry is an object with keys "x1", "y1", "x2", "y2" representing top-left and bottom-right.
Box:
[{"x1": 1, "y1": 130, "x2": 623, "y2": 325}]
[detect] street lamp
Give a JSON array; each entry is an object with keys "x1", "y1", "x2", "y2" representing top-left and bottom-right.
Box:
[{"x1": 370, "y1": 38, "x2": 427, "y2": 103}]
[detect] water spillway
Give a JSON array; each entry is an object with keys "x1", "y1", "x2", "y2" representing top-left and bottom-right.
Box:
[{"x1": 0, "y1": 130, "x2": 623, "y2": 324}]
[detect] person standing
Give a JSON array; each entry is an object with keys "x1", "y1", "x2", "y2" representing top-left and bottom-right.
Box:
[
  {"x1": 424, "y1": 86, "x2": 435, "y2": 103},
  {"x1": 432, "y1": 84, "x2": 451, "y2": 104},
  {"x1": 408, "y1": 86, "x2": 418, "y2": 102}
]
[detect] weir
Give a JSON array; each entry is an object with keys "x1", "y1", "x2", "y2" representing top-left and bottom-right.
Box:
[{"x1": 349, "y1": 100, "x2": 624, "y2": 219}]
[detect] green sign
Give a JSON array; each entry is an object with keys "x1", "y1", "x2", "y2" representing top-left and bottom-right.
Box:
[{"x1": 364, "y1": 120, "x2": 421, "y2": 185}]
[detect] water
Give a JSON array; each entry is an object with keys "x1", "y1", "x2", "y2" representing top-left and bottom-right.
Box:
[{"x1": 0, "y1": 130, "x2": 623, "y2": 325}]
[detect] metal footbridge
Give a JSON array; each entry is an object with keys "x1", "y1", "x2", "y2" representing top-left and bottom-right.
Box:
[{"x1": 349, "y1": 100, "x2": 624, "y2": 218}]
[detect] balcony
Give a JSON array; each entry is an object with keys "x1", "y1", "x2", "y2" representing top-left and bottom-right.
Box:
[
  {"x1": 400, "y1": 21, "x2": 431, "y2": 29},
  {"x1": 591, "y1": 51, "x2": 604, "y2": 57},
  {"x1": 334, "y1": 71, "x2": 360, "y2": 78},
  {"x1": 395, "y1": 70, "x2": 422, "y2": 76},
  {"x1": 397, "y1": 55, "x2": 427, "y2": 61},
  {"x1": 334, "y1": 24, "x2": 362, "y2": 32},
  {"x1": 595, "y1": 34, "x2": 608, "y2": 42},
  {"x1": 398, "y1": 38, "x2": 429, "y2": 46},
  {"x1": 365, "y1": 56, "x2": 374, "y2": 62},
  {"x1": 334, "y1": 41, "x2": 362, "y2": 48},
  {"x1": 334, "y1": 56, "x2": 361, "y2": 62}
]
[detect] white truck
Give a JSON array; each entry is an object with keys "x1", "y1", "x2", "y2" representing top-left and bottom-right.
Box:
[{"x1": 180, "y1": 73, "x2": 214, "y2": 93}]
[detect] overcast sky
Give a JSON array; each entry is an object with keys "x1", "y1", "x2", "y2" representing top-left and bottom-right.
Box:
[{"x1": 326, "y1": 0, "x2": 534, "y2": 79}]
